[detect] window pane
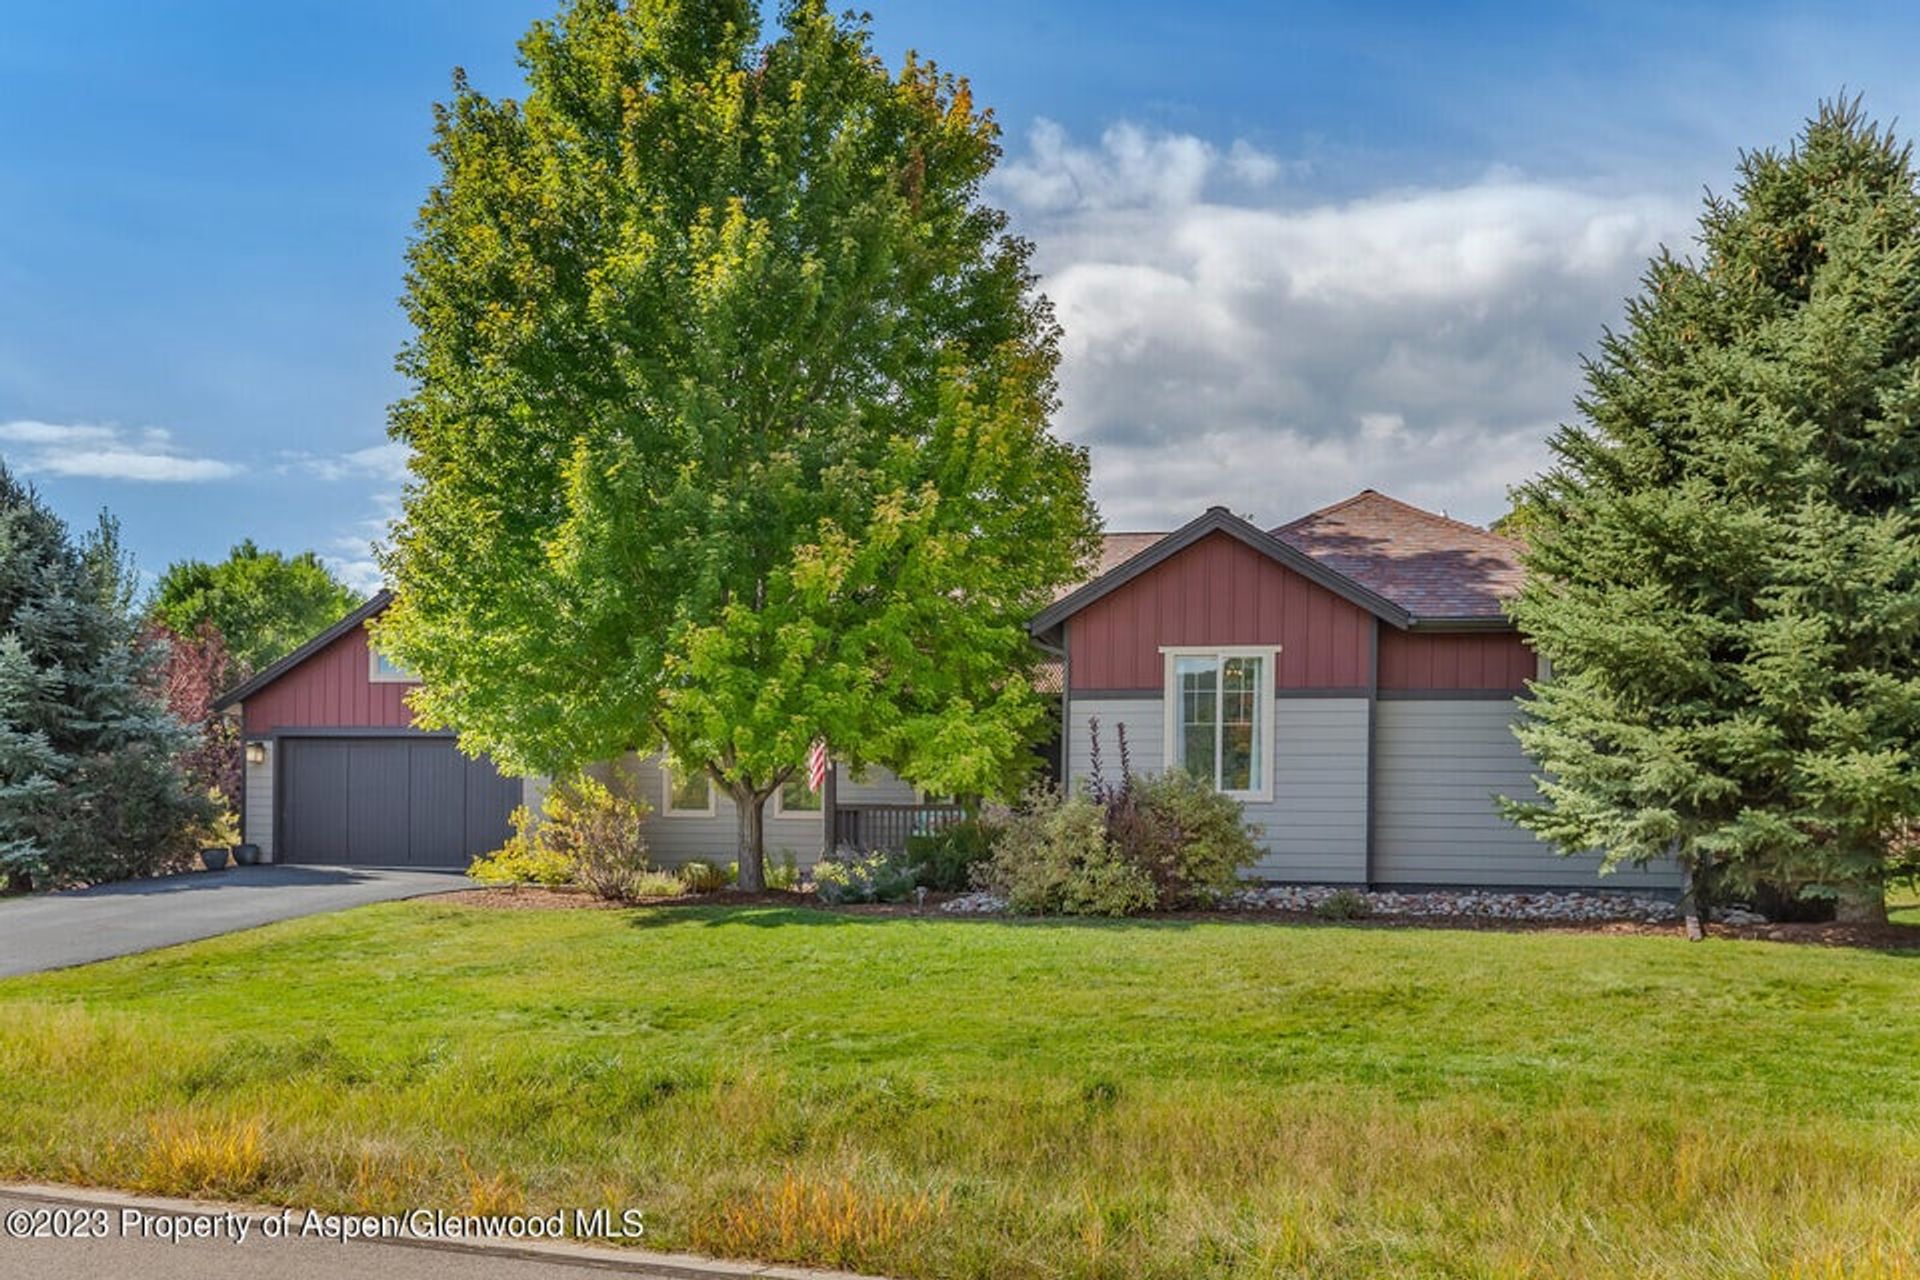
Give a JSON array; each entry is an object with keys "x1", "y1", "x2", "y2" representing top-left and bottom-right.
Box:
[
  {"x1": 669, "y1": 769, "x2": 710, "y2": 811},
  {"x1": 1176, "y1": 657, "x2": 1218, "y2": 784},
  {"x1": 1220, "y1": 656, "x2": 1262, "y2": 791},
  {"x1": 780, "y1": 774, "x2": 821, "y2": 812}
]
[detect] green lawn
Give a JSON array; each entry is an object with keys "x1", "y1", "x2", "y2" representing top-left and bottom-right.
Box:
[{"x1": 2, "y1": 903, "x2": 1918, "y2": 1279}]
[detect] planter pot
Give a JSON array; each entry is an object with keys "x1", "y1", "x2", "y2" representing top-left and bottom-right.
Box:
[
  {"x1": 232, "y1": 843, "x2": 261, "y2": 867},
  {"x1": 200, "y1": 847, "x2": 231, "y2": 872}
]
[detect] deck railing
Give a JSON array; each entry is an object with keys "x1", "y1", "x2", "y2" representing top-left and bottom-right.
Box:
[{"x1": 831, "y1": 803, "x2": 968, "y2": 854}]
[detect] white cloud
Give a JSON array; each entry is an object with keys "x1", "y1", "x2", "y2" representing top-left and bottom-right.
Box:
[
  {"x1": 995, "y1": 122, "x2": 1694, "y2": 529},
  {"x1": 285, "y1": 441, "x2": 412, "y2": 483},
  {"x1": 0, "y1": 420, "x2": 242, "y2": 483}
]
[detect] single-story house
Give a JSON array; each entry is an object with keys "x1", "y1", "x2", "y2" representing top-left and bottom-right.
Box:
[
  {"x1": 214, "y1": 489, "x2": 1676, "y2": 889},
  {"x1": 1035, "y1": 491, "x2": 1676, "y2": 890}
]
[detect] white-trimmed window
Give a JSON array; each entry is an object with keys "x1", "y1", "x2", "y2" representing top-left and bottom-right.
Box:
[
  {"x1": 662, "y1": 764, "x2": 716, "y2": 817},
  {"x1": 1161, "y1": 647, "x2": 1277, "y2": 801},
  {"x1": 772, "y1": 771, "x2": 822, "y2": 817},
  {"x1": 368, "y1": 647, "x2": 419, "y2": 684}
]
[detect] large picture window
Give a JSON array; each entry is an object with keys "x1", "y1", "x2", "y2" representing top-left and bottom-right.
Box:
[{"x1": 1163, "y1": 648, "x2": 1274, "y2": 799}]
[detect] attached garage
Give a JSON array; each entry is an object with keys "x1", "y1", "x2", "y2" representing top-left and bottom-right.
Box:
[
  {"x1": 278, "y1": 736, "x2": 520, "y2": 867},
  {"x1": 214, "y1": 592, "x2": 529, "y2": 867}
]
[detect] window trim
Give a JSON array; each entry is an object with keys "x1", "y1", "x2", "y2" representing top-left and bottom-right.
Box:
[
  {"x1": 366, "y1": 646, "x2": 421, "y2": 685},
  {"x1": 771, "y1": 769, "x2": 823, "y2": 818},
  {"x1": 1159, "y1": 645, "x2": 1279, "y2": 803},
  {"x1": 661, "y1": 763, "x2": 718, "y2": 818}
]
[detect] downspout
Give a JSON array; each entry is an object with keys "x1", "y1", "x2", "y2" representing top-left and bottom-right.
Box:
[{"x1": 1364, "y1": 619, "x2": 1379, "y2": 889}]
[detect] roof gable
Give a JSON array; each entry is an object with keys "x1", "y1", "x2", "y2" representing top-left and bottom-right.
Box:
[
  {"x1": 211, "y1": 590, "x2": 392, "y2": 711},
  {"x1": 1031, "y1": 507, "x2": 1412, "y2": 642}
]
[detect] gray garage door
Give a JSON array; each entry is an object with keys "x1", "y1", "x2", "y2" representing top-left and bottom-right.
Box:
[{"x1": 279, "y1": 737, "x2": 520, "y2": 867}]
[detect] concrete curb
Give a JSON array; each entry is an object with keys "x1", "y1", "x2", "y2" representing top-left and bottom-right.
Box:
[{"x1": 1, "y1": 1182, "x2": 881, "y2": 1280}]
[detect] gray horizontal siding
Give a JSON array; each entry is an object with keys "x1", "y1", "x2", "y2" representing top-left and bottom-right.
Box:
[
  {"x1": 1373, "y1": 700, "x2": 1680, "y2": 889},
  {"x1": 1064, "y1": 695, "x2": 1369, "y2": 884},
  {"x1": 607, "y1": 752, "x2": 916, "y2": 870},
  {"x1": 244, "y1": 745, "x2": 273, "y2": 858}
]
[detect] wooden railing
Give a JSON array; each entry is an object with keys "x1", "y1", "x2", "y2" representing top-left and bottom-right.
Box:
[{"x1": 832, "y1": 803, "x2": 968, "y2": 854}]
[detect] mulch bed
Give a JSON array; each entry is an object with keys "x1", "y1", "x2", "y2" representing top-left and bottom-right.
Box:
[{"x1": 423, "y1": 885, "x2": 1920, "y2": 948}]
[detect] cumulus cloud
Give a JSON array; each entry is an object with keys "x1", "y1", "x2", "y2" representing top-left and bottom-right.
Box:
[
  {"x1": 0, "y1": 420, "x2": 241, "y2": 483},
  {"x1": 995, "y1": 121, "x2": 1693, "y2": 529}
]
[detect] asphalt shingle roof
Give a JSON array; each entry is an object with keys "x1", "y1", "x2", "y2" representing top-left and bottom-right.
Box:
[{"x1": 1271, "y1": 490, "x2": 1522, "y2": 621}]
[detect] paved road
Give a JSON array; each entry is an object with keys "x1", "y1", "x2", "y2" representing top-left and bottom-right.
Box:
[
  {"x1": 0, "y1": 866, "x2": 476, "y2": 977},
  {"x1": 0, "y1": 1187, "x2": 841, "y2": 1279}
]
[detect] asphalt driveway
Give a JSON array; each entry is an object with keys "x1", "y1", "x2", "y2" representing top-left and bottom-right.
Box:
[{"x1": 0, "y1": 866, "x2": 476, "y2": 978}]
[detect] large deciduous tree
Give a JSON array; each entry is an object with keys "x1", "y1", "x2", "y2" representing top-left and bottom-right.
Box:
[
  {"x1": 378, "y1": 0, "x2": 1099, "y2": 887},
  {"x1": 1506, "y1": 99, "x2": 1920, "y2": 922},
  {"x1": 150, "y1": 540, "x2": 362, "y2": 677}
]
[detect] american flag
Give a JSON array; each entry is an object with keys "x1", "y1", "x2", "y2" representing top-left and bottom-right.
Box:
[{"x1": 807, "y1": 738, "x2": 829, "y2": 793}]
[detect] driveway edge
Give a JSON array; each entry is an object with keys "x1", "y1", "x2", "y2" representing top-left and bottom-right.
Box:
[{"x1": 1, "y1": 1182, "x2": 881, "y2": 1280}]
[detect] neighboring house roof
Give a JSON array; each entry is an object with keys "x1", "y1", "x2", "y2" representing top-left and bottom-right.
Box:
[
  {"x1": 210, "y1": 590, "x2": 393, "y2": 711},
  {"x1": 1272, "y1": 490, "x2": 1523, "y2": 623},
  {"x1": 1032, "y1": 491, "x2": 1521, "y2": 642}
]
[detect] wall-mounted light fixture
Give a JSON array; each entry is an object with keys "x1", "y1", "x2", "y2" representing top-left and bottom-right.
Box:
[{"x1": 245, "y1": 741, "x2": 268, "y2": 768}]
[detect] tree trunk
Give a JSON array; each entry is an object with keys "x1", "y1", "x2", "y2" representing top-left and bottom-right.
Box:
[
  {"x1": 733, "y1": 784, "x2": 767, "y2": 892},
  {"x1": 1835, "y1": 880, "x2": 1888, "y2": 925}
]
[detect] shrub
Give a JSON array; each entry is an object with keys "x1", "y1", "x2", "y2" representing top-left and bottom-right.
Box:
[
  {"x1": 978, "y1": 719, "x2": 1262, "y2": 916},
  {"x1": 1124, "y1": 769, "x2": 1262, "y2": 906},
  {"x1": 549, "y1": 776, "x2": 654, "y2": 901},
  {"x1": 469, "y1": 806, "x2": 576, "y2": 887},
  {"x1": 680, "y1": 861, "x2": 730, "y2": 894},
  {"x1": 1313, "y1": 889, "x2": 1371, "y2": 921},
  {"x1": 468, "y1": 775, "x2": 654, "y2": 899},
  {"x1": 907, "y1": 817, "x2": 998, "y2": 892},
  {"x1": 812, "y1": 849, "x2": 919, "y2": 904},
  {"x1": 979, "y1": 784, "x2": 1158, "y2": 917},
  {"x1": 626, "y1": 868, "x2": 688, "y2": 898}
]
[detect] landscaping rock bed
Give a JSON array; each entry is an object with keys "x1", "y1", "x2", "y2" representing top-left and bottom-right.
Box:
[{"x1": 944, "y1": 884, "x2": 1769, "y2": 926}]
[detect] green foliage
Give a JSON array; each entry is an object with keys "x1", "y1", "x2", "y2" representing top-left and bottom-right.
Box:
[
  {"x1": 149, "y1": 540, "x2": 361, "y2": 677},
  {"x1": 377, "y1": 0, "x2": 1101, "y2": 890},
  {"x1": 811, "y1": 848, "x2": 918, "y2": 904},
  {"x1": 469, "y1": 775, "x2": 654, "y2": 899},
  {"x1": 0, "y1": 462, "x2": 210, "y2": 889},
  {"x1": 1507, "y1": 99, "x2": 1920, "y2": 919},
  {"x1": 906, "y1": 816, "x2": 999, "y2": 892},
  {"x1": 625, "y1": 868, "x2": 689, "y2": 899},
  {"x1": 981, "y1": 784, "x2": 1159, "y2": 916},
  {"x1": 679, "y1": 861, "x2": 731, "y2": 894},
  {"x1": 468, "y1": 806, "x2": 576, "y2": 887},
  {"x1": 1314, "y1": 889, "x2": 1372, "y2": 922},
  {"x1": 1114, "y1": 768, "x2": 1263, "y2": 907}
]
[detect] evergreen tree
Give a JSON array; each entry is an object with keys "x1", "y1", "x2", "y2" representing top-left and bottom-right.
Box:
[
  {"x1": 1508, "y1": 99, "x2": 1920, "y2": 922},
  {"x1": 0, "y1": 462, "x2": 209, "y2": 890}
]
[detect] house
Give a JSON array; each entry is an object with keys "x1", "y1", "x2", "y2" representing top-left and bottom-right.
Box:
[
  {"x1": 217, "y1": 488, "x2": 1675, "y2": 889},
  {"x1": 1033, "y1": 491, "x2": 1678, "y2": 890},
  {"x1": 211, "y1": 594, "x2": 921, "y2": 868}
]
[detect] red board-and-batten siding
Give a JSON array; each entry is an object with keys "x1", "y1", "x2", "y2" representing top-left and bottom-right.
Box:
[
  {"x1": 241, "y1": 623, "x2": 418, "y2": 736},
  {"x1": 1065, "y1": 531, "x2": 1532, "y2": 693}
]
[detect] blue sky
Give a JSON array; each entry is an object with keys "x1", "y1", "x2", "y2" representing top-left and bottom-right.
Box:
[{"x1": 4, "y1": 1, "x2": 1919, "y2": 591}]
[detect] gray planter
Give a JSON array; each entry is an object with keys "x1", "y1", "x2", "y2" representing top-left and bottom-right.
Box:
[
  {"x1": 232, "y1": 843, "x2": 261, "y2": 866},
  {"x1": 200, "y1": 847, "x2": 231, "y2": 871}
]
